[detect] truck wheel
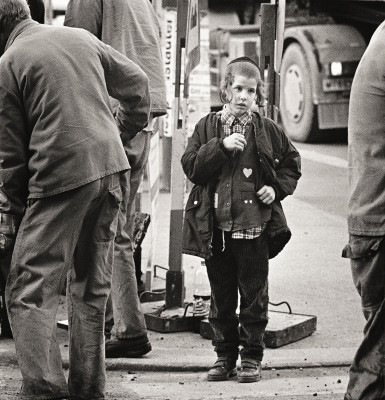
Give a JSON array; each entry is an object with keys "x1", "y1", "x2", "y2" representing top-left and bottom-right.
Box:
[{"x1": 280, "y1": 43, "x2": 319, "y2": 142}]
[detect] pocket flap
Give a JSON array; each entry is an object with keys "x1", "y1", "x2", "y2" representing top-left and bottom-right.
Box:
[
  {"x1": 240, "y1": 191, "x2": 257, "y2": 203},
  {"x1": 109, "y1": 186, "x2": 123, "y2": 203},
  {"x1": 342, "y1": 236, "x2": 383, "y2": 259}
]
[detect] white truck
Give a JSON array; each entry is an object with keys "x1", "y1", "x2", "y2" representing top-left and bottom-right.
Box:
[{"x1": 209, "y1": 0, "x2": 385, "y2": 142}]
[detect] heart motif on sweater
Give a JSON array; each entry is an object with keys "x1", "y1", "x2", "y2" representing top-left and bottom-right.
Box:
[{"x1": 243, "y1": 168, "x2": 252, "y2": 178}]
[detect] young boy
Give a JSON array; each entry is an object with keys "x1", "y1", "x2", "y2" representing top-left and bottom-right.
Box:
[{"x1": 181, "y1": 57, "x2": 301, "y2": 383}]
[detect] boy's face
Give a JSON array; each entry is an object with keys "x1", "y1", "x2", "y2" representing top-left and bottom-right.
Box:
[{"x1": 227, "y1": 74, "x2": 258, "y2": 117}]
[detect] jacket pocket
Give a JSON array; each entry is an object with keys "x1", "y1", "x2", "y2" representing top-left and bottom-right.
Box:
[
  {"x1": 95, "y1": 186, "x2": 123, "y2": 242},
  {"x1": 342, "y1": 236, "x2": 384, "y2": 260},
  {"x1": 259, "y1": 152, "x2": 277, "y2": 185},
  {"x1": 183, "y1": 185, "x2": 212, "y2": 257},
  {"x1": 185, "y1": 187, "x2": 202, "y2": 212},
  {"x1": 184, "y1": 185, "x2": 211, "y2": 236},
  {"x1": 240, "y1": 190, "x2": 258, "y2": 205}
]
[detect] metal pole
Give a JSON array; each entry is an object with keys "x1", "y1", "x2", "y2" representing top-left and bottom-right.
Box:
[
  {"x1": 45, "y1": 0, "x2": 53, "y2": 24},
  {"x1": 260, "y1": 3, "x2": 277, "y2": 120},
  {"x1": 165, "y1": 0, "x2": 189, "y2": 308}
]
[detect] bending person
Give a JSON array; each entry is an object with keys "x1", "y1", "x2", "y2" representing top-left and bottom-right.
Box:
[{"x1": 0, "y1": 0, "x2": 150, "y2": 397}]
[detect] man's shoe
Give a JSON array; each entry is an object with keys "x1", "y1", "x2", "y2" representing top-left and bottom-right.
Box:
[
  {"x1": 207, "y1": 357, "x2": 237, "y2": 381},
  {"x1": 105, "y1": 335, "x2": 152, "y2": 358},
  {"x1": 238, "y1": 359, "x2": 261, "y2": 383}
]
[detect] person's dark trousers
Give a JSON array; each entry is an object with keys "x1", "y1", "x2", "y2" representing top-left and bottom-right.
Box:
[
  {"x1": 6, "y1": 173, "x2": 123, "y2": 400},
  {"x1": 205, "y1": 228, "x2": 269, "y2": 362},
  {"x1": 0, "y1": 252, "x2": 12, "y2": 337},
  {"x1": 27, "y1": 0, "x2": 45, "y2": 23},
  {"x1": 342, "y1": 235, "x2": 385, "y2": 400}
]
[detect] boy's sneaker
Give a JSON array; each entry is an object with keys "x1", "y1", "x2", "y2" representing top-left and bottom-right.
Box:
[
  {"x1": 207, "y1": 357, "x2": 237, "y2": 381},
  {"x1": 238, "y1": 359, "x2": 261, "y2": 383}
]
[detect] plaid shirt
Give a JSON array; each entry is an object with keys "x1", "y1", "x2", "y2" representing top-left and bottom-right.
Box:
[{"x1": 219, "y1": 106, "x2": 266, "y2": 239}]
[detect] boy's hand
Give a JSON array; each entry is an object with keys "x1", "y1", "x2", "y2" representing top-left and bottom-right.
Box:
[
  {"x1": 257, "y1": 185, "x2": 276, "y2": 205},
  {"x1": 223, "y1": 133, "x2": 247, "y2": 152}
]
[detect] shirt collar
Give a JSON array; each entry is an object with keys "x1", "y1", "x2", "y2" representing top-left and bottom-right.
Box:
[
  {"x1": 5, "y1": 20, "x2": 39, "y2": 53},
  {"x1": 221, "y1": 104, "x2": 252, "y2": 126}
]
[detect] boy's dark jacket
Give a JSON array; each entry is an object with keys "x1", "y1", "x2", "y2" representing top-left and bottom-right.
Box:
[{"x1": 181, "y1": 111, "x2": 301, "y2": 260}]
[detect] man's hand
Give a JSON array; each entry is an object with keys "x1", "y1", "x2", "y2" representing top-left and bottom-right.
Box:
[
  {"x1": 223, "y1": 133, "x2": 247, "y2": 152},
  {"x1": 257, "y1": 185, "x2": 276, "y2": 205},
  {"x1": 0, "y1": 233, "x2": 15, "y2": 259},
  {"x1": 0, "y1": 213, "x2": 21, "y2": 259}
]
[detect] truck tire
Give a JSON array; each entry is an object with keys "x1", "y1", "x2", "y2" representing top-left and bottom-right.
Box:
[{"x1": 280, "y1": 43, "x2": 319, "y2": 142}]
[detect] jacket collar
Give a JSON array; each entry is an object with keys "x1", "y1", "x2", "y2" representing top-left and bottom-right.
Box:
[
  {"x1": 5, "y1": 19, "x2": 38, "y2": 52},
  {"x1": 212, "y1": 110, "x2": 266, "y2": 146}
]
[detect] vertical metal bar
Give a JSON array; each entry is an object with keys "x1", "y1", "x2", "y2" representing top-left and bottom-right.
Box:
[
  {"x1": 165, "y1": 0, "x2": 189, "y2": 308},
  {"x1": 45, "y1": 0, "x2": 53, "y2": 24},
  {"x1": 260, "y1": 4, "x2": 277, "y2": 120}
]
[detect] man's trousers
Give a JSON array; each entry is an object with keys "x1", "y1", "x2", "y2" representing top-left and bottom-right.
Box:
[
  {"x1": 105, "y1": 131, "x2": 151, "y2": 340},
  {"x1": 6, "y1": 173, "x2": 123, "y2": 400},
  {"x1": 343, "y1": 235, "x2": 385, "y2": 400}
]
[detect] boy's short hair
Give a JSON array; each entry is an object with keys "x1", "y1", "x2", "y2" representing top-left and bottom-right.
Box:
[{"x1": 220, "y1": 56, "x2": 265, "y2": 106}]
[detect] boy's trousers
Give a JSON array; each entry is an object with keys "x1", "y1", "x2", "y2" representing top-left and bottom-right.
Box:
[
  {"x1": 205, "y1": 228, "x2": 269, "y2": 361},
  {"x1": 6, "y1": 172, "x2": 123, "y2": 400},
  {"x1": 105, "y1": 130, "x2": 151, "y2": 340},
  {"x1": 342, "y1": 235, "x2": 385, "y2": 400}
]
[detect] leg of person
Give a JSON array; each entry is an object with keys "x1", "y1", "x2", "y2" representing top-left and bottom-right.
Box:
[
  {"x1": 4, "y1": 190, "x2": 96, "y2": 400},
  {"x1": 0, "y1": 252, "x2": 12, "y2": 338},
  {"x1": 205, "y1": 229, "x2": 239, "y2": 381},
  {"x1": 234, "y1": 232, "x2": 269, "y2": 383},
  {"x1": 123, "y1": 129, "x2": 152, "y2": 293},
  {"x1": 343, "y1": 235, "x2": 385, "y2": 400},
  {"x1": 105, "y1": 130, "x2": 151, "y2": 358},
  {"x1": 67, "y1": 173, "x2": 122, "y2": 400}
]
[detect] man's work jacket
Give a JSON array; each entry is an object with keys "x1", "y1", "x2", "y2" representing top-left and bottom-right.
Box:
[
  {"x1": 0, "y1": 20, "x2": 150, "y2": 215},
  {"x1": 64, "y1": 0, "x2": 167, "y2": 118},
  {"x1": 348, "y1": 20, "x2": 385, "y2": 236}
]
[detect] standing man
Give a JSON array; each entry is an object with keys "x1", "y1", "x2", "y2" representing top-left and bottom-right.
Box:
[
  {"x1": 0, "y1": 0, "x2": 45, "y2": 340},
  {"x1": 65, "y1": 0, "x2": 168, "y2": 358},
  {"x1": 0, "y1": 0, "x2": 150, "y2": 398},
  {"x1": 342, "y1": 20, "x2": 385, "y2": 400}
]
